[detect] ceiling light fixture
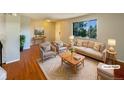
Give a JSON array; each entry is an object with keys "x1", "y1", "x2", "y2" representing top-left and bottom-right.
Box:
[
  {"x1": 4, "y1": 13, "x2": 17, "y2": 16},
  {"x1": 12, "y1": 13, "x2": 17, "y2": 16},
  {"x1": 46, "y1": 19, "x2": 51, "y2": 22}
]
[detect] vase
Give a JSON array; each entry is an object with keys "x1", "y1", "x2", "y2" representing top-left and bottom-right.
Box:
[{"x1": 71, "y1": 51, "x2": 74, "y2": 57}]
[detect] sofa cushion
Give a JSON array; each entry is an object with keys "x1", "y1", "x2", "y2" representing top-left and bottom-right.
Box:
[
  {"x1": 57, "y1": 42, "x2": 64, "y2": 47},
  {"x1": 93, "y1": 42, "x2": 101, "y2": 51},
  {"x1": 44, "y1": 51, "x2": 56, "y2": 58},
  {"x1": 59, "y1": 47, "x2": 67, "y2": 51},
  {"x1": 74, "y1": 46, "x2": 103, "y2": 60},
  {"x1": 88, "y1": 41, "x2": 95, "y2": 48},
  {"x1": 43, "y1": 45, "x2": 51, "y2": 52},
  {"x1": 74, "y1": 46, "x2": 87, "y2": 52},
  {"x1": 76, "y1": 39, "x2": 82, "y2": 46},
  {"x1": 40, "y1": 41, "x2": 51, "y2": 52},
  {"x1": 82, "y1": 40, "x2": 89, "y2": 47},
  {"x1": 73, "y1": 39, "x2": 77, "y2": 46},
  {"x1": 85, "y1": 48, "x2": 103, "y2": 58}
]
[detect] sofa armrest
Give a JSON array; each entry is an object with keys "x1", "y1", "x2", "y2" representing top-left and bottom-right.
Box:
[
  {"x1": 51, "y1": 45, "x2": 57, "y2": 52},
  {"x1": 52, "y1": 42, "x2": 57, "y2": 47},
  {"x1": 102, "y1": 49, "x2": 107, "y2": 62},
  {"x1": 40, "y1": 47, "x2": 44, "y2": 56},
  {"x1": 40, "y1": 47, "x2": 44, "y2": 61},
  {"x1": 63, "y1": 43, "x2": 68, "y2": 47}
]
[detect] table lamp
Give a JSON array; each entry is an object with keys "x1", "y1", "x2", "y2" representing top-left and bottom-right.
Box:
[
  {"x1": 69, "y1": 35, "x2": 74, "y2": 46},
  {"x1": 108, "y1": 39, "x2": 116, "y2": 52}
]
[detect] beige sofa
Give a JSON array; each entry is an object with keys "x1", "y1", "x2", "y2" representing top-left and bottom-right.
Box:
[{"x1": 73, "y1": 39, "x2": 106, "y2": 62}]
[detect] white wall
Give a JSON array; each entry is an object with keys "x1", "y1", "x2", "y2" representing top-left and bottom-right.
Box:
[
  {"x1": 55, "y1": 22, "x2": 61, "y2": 41},
  {"x1": 0, "y1": 14, "x2": 5, "y2": 33},
  {"x1": 5, "y1": 15, "x2": 20, "y2": 63},
  {"x1": 20, "y1": 16, "x2": 31, "y2": 49},
  {"x1": 56, "y1": 13, "x2": 124, "y2": 61},
  {"x1": 0, "y1": 14, "x2": 31, "y2": 64},
  {"x1": 30, "y1": 20, "x2": 55, "y2": 42},
  {"x1": 0, "y1": 14, "x2": 20, "y2": 63}
]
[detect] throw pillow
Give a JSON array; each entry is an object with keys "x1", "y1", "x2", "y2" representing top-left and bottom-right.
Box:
[
  {"x1": 43, "y1": 45, "x2": 51, "y2": 52},
  {"x1": 57, "y1": 42, "x2": 63, "y2": 47},
  {"x1": 93, "y1": 42, "x2": 100, "y2": 51},
  {"x1": 88, "y1": 41, "x2": 95, "y2": 48},
  {"x1": 76, "y1": 39, "x2": 82, "y2": 46},
  {"x1": 73, "y1": 39, "x2": 77, "y2": 46},
  {"x1": 52, "y1": 41, "x2": 57, "y2": 46},
  {"x1": 82, "y1": 40, "x2": 89, "y2": 47}
]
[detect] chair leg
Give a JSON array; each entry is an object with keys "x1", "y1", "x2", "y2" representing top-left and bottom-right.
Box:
[
  {"x1": 97, "y1": 74, "x2": 100, "y2": 80},
  {"x1": 97, "y1": 75, "x2": 99, "y2": 80},
  {"x1": 41, "y1": 57, "x2": 44, "y2": 63}
]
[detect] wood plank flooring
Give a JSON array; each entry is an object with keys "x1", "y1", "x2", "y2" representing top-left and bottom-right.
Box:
[{"x1": 3, "y1": 45, "x2": 47, "y2": 80}]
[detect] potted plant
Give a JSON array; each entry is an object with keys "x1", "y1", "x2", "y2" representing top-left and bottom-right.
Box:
[{"x1": 20, "y1": 35, "x2": 25, "y2": 51}]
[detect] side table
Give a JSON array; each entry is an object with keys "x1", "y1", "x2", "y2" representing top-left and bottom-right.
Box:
[{"x1": 106, "y1": 50, "x2": 117, "y2": 64}]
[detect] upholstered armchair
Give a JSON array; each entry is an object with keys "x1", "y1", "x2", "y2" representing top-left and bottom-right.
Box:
[
  {"x1": 40, "y1": 41, "x2": 57, "y2": 62},
  {"x1": 52, "y1": 41, "x2": 68, "y2": 54},
  {"x1": 97, "y1": 60, "x2": 124, "y2": 80}
]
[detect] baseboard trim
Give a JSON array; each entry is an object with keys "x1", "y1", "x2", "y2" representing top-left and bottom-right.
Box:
[{"x1": 6, "y1": 59, "x2": 20, "y2": 64}]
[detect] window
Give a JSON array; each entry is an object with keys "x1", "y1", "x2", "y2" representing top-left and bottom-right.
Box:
[{"x1": 73, "y1": 19, "x2": 97, "y2": 39}]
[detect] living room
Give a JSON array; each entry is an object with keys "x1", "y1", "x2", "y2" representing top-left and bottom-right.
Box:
[
  {"x1": 1, "y1": 0, "x2": 124, "y2": 93},
  {"x1": 0, "y1": 13, "x2": 124, "y2": 80},
  {"x1": 24, "y1": 13, "x2": 124, "y2": 61},
  {"x1": 30, "y1": 13, "x2": 124, "y2": 64}
]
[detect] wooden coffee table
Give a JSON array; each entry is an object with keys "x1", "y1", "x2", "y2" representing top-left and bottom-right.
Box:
[{"x1": 59, "y1": 52, "x2": 85, "y2": 73}]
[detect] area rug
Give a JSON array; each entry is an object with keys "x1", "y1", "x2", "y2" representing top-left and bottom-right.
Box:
[{"x1": 38, "y1": 55, "x2": 99, "y2": 80}]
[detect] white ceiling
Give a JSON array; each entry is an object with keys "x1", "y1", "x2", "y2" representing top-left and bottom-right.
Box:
[{"x1": 21, "y1": 13, "x2": 87, "y2": 20}]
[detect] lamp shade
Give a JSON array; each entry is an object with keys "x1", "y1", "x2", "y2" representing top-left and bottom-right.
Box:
[
  {"x1": 108, "y1": 39, "x2": 116, "y2": 46},
  {"x1": 69, "y1": 35, "x2": 74, "y2": 40}
]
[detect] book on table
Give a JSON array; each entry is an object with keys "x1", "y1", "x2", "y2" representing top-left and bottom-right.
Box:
[{"x1": 73, "y1": 55, "x2": 81, "y2": 60}]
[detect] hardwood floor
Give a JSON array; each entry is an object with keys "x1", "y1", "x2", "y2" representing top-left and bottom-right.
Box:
[{"x1": 3, "y1": 45, "x2": 47, "y2": 80}]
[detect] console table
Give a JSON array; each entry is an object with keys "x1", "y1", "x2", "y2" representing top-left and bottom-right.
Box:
[
  {"x1": 106, "y1": 50, "x2": 117, "y2": 64},
  {"x1": 32, "y1": 36, "x2": 46, "y2": 45}
]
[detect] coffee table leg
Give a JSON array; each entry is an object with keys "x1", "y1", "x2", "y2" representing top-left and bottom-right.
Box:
[
  {"x1": 83, "y1": 61, "x2": 84, "y2": 66},
  {"x1": 73, "y1": 65, "x2": 77, "y2": 73},
  {"x1": 82, "y1": 59, "x2": 84, "y2": 67}
]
